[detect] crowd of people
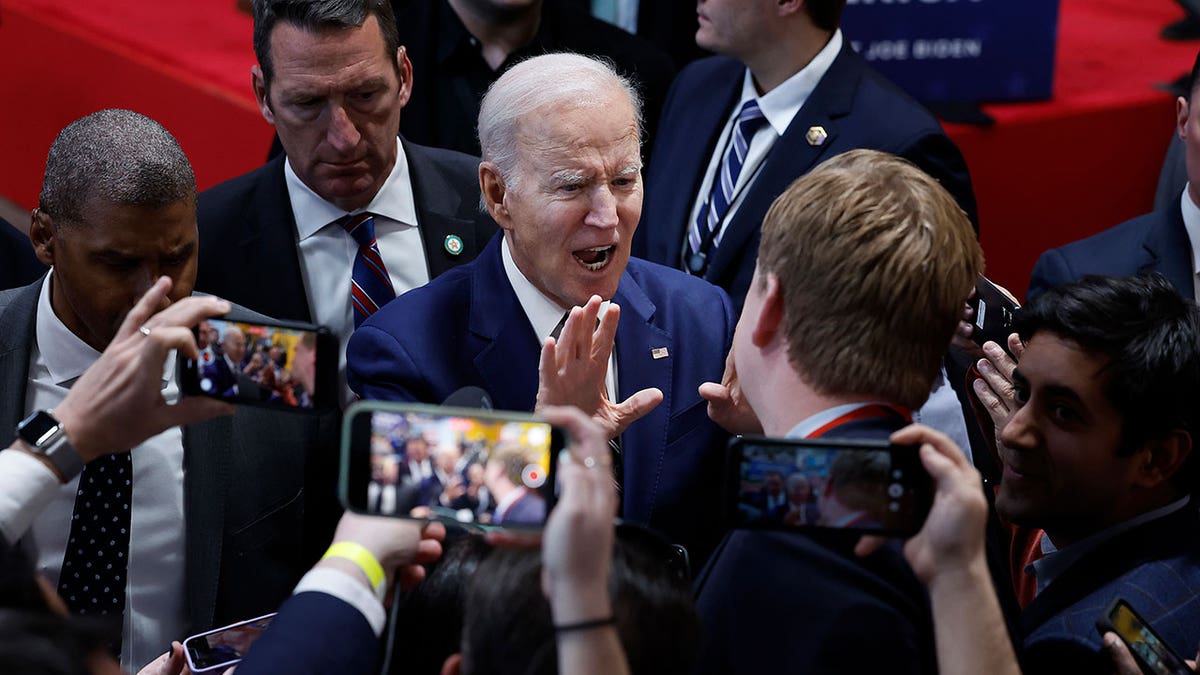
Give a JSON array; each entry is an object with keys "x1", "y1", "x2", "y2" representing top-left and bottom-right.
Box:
[{"x1": 2, "y1": 0, "x2": 1200, "y2": 674}]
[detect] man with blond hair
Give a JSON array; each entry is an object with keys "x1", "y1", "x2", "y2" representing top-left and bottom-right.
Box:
[{"x1": 694, "y1": 149, "x2": 984, "y2": 674}]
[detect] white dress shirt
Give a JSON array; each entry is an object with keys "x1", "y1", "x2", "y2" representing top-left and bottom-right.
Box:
[
  {"x1": 683, "y1": 30, "x2": 843, "y2": 255},
  {"x1": 500, "y1": 236, "x2": 617, "y2": 402},
  {"x1": 286, "y1": 138, "x2": 431, "y2": 406},
  {"x1": 0, "y1": 275, "x2": 186, "y2": 671},
  {"x1": 1178, "y1": 185, "x2": 1200, "y2": 300}
]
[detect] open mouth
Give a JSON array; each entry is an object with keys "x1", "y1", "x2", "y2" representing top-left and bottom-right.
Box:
[{"x1": 572, "y1": 245, "x2": 615, "y2": 271}]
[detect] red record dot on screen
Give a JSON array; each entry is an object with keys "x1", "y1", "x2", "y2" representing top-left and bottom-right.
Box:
[{"x1": 522, "y1": 464, "x2": 546, "y2": 489}]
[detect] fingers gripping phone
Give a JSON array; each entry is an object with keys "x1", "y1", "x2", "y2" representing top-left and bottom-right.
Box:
[
  {"x1": 1096, "y1": 599, "x2": 1193, "y2": 675},
  {"x1": 727, "y1": 437, "x2": 933, "y2": 536},
  {"x1": 969, "y1": 275, "x2": 1021, "y2": 350},
  {"x1": 177, "y1": 316, "x2": 337, "y2": 411},
  {"x1": 183, "y1": 612, "x2": 277, "y2": 673},
  {"x1": 341, "y1": 402, "x2": 567, "y2": 531}
]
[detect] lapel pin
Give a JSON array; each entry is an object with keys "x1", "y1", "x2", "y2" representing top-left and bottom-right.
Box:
[
  {"x1": 651, "y1": 347, "x2": 669, "y2": 360},
  {"x1": 444, "y1": 234, "x2": 464, "y2": 256},
  {"x1": 805, "y1": 125, "x2": 828, "y2": 147}
]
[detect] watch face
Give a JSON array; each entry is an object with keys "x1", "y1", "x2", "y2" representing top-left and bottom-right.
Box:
[{"x1": 18, "y1": 410, "x2": 61, "y2": 447}]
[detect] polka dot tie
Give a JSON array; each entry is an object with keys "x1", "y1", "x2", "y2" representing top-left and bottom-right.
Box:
[{"x1": 57, "y1": 453, "x2": 132, "y2": 656}]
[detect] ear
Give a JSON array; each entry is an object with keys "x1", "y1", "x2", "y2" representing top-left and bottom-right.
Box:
[
  {"x1": 252, "y1": 64, "x2": 275, "y2": 125},
  {"x1": 479, "y1": 162, "x2": 511, "y2": 230},
  {"x1": 778, "y1": 0, "x2": 805, "y2": 17},
  {"x1": 29, "y1": 208, "x2": 57, "y2": 267},
  {"x1": 750, "y1": 272, "x2": 784, "y2": 348},
  {"x1": 1133, "y1": 430, "x2": 1192, "y2": 490},
  {"x1": 396, "y1": 46, "x2": 413, "y2": 109},
  {"x1": 440, "y1": 653, "x2": 463, "y2": 675}
]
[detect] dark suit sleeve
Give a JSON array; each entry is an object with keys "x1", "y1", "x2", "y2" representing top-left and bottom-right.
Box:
[
  {"x1": 896, "y1": 131, "x2": 979, "y2": 233},
  {"x1": 233, "y1": 592, "x2": 379, "y2": 675},
  {"x1": 1027, "y1": 248, "x2": 1074, "y2": 302},
  {"x1": 346, "y1": 324, "x2": 425, "y2": 402}
]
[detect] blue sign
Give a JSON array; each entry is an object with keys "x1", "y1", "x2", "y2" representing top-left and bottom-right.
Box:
[{"x1": 842, "y1": 0, "x2": 1059, "y2": 102}]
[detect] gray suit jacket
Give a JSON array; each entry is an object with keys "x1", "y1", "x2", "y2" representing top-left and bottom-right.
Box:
[{"x1": 0, "y1": 276, "x2": 338, "y2": 634}]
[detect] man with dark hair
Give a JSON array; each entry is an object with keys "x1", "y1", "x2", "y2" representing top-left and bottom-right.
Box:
[
  {"x1": 1029, "y1": 50, "x2": 1200, "y2": 301},
  {"x1": 197, "y1": 0, "x2": 496, "y2": 404},
  {"x1": 637, "y1": 0, "x2": 977, "y2": 311},
  {"x1": 694, "y1": 149, "x2": 983, "y2": 674},
  {"x1": 0, "y1": 109, "x2": 333, "y2": 670},
  {"x1": 994, "y1": 273, "x2": 1200, "y2": 673}
]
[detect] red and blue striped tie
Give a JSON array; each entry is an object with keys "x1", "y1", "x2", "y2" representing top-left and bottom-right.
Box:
[{"x1": 340, "y1": 212, "x2": 396, "y2": 327}]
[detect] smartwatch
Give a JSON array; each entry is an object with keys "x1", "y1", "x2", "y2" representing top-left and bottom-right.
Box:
[{"x1": 16, "y1": 410, "x2": 85, "y2": 481}]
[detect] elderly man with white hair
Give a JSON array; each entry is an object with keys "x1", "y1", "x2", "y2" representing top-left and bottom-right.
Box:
[{"x1": 348, "y1": 52, "x2": 734, "y2": 564}]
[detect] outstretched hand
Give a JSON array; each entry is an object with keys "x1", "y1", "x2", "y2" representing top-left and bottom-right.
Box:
[
  {"x1": 699, "y1": 348, "x2": 761, "y2": 435},
  {"x1": 972, "y1": 334, "x2": 1025, "y2": 449},
  {"x1": 536, "y1": 295, "x2": 662, "y2": 440}
]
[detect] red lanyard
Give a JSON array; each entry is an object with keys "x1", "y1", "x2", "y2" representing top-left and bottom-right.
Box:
[{"x1": 808, "y1": 404, "x2": 912, "y2": 439}]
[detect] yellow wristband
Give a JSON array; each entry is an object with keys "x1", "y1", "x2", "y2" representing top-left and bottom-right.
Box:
[{"x1": 322, "y1": 542, "x2": 385, "y2": 591}]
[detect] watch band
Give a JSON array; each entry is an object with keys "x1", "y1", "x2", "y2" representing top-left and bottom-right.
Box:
[{"x1": 16, "y1": 410, "x2": 85, "y2": 482}]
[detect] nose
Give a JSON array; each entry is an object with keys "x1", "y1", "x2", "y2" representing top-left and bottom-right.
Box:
[
  {"x1": 583, "y1": 186, "x2": 619, "y2": 230},
  {"x1": 998, "y1": 401, "x2": 1037, "y2": 451},
  {"x1": 326, "y1": 105, "x2": 362, "y2": 154}
]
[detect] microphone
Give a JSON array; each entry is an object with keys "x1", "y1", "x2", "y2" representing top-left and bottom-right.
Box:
[{"x1": 441, "y1": 386, "x2": 493, "y2": 410}]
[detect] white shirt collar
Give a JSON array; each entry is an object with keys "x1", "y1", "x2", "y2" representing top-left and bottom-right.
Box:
[
  {"x1": 739, "y1": 29, "x2": 843, "y2": 137},
  {"x1": 35, "y1": 273, "x2": 173, "y2": 387},
  {"x1": 500, "y1": 236, "x2": 612, "y2": 339},
  {"x1": 494, "y1": 485, "x2": 529, "y2": 520},
  {"x1": 785, "y1": 401, "x2": 883, "y2": 439},
  {"x1": 285, "y1": 137, "x2": 418, "y2": 240},
  {"x1": 1179, "y1": 185, "x2": 1200, "y2": 282},
  {"x1": 35, "y1": 273, "x2": 101, "y2": 386}
]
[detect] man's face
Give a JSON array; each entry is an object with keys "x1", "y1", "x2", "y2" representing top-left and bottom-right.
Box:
[
  {"x1": 491, "y1": 87, "x2": 642, "y2": 308},
  {"x1": 1177, "y1": 90, "x2": 1200, "y2": 209},
  {"x1": 407, "y1": 438, "x2": 429, "y2": 462},
  {"x1": 788, "y1": 477, "x2": 810, "y2": 504},
  {"x1": 292, "y1": 342, "x2": 316, "y2": 392},
  {"x1": 198, "y1": 321, "x2": 215, "y2": 348},
  {"x1": 996, "y1": 332, "x2": 1143, "y2": 541},
  {"x1": 764, "y1": 473, "x2": 783, "y2": 496},
  {"x1": 254, "y1": 15, "x2": 410, "y2": 212},
  {"x1": 38, "y1": 197, "x2": 197, "y2": 352},
  {"x1": 696, "y1": 0, "x2": 775, "y2": 60},
  {"x1": 223, "y1": 330, "x2": 247, "y2": 365}
]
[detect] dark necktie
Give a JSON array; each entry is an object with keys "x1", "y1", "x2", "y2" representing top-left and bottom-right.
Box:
[
  {"x1": 57, "y1": 453, "x2": 133, "y2": 656},
  {"x1": 339, "y1": 212, "x2": 397, "y2": 327},
  {"x1": 686, "y1": 99, "x2": 769, "y2": 275}
]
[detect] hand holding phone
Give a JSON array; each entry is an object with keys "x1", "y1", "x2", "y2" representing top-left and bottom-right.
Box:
[
  {"x1": 1097, "y1": 599, "x2": 1194, "y2": 675},
  {"x1": 183, "y1": 613, "x2": 277, "y2": 673},
  {"x1": 728, "y1": 436, "x2": 932, "y2": 537},
  {"x1": 968, "y1": 275, "x2": 1021, "y2": 352}
]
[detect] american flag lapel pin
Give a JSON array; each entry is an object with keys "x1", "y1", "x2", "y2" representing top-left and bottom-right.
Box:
[{"x1": 651, "y1": 347, "x2": 669, "y2": 360}]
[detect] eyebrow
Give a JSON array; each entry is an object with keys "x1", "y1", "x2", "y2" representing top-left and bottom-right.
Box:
[
  {"x1": 551, "y1": 171, "x2": 588, "y2": 185},
  {"x1": 1013, "y1": 367, "x2": 1083, "y2": 404},
  {"x1": 615, "y1": 163, "x2": 642, "y2": 177}
]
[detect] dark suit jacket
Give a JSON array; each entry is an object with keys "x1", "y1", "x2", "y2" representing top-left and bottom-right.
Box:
[
  {"x1": 347, "y1": 233, "x2": 734, "y2": 561},
  {"x1": 195, "y1": 139, "x2": 497, "y2": 322},
  {"x1": 691, "y1": 416, "x2": 936, "y2": 675},
  {"x1": 496, "y1": 489, "x2": 547, "y2": 526},
  {"x1": 1019, "y1": 500, "x2": 1200, "y2": 675},
  {"x1": 0, "y1": 277, "x2": 339, "y2": 635},
  {"x1": 1027, "y1": 200, "x2": 1194, "y2": 302},
  {"x1": 0, "y1": 217, "x2": 46, "y2": 293},
  {"x1": 637, "y1": 44, "x2": 978, "y2": 310},
  {"x1": 235, "y1": 592, "x2": 380, "y2": 675}
]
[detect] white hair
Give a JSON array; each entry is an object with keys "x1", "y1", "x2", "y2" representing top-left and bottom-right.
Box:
[{"x1": 476, "y1": 52, "x2": 644, "y2": 190}]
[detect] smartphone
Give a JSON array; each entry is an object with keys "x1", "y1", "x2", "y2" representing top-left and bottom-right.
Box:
[
  {"x1": 177, "y1": 316, "x2": 337, "y2": 411},
  {"x1": 341, "y1": 401, "x2": 567, "y2": 531},
  {"x1": 727, "y1": 437, "x2": 932, "y2": 537},
  {"x1": 969, "y1": 275, "x2": 1021, "y2": 350},
  {"x1": 183, "y1": 612, "x2": 277, "y2": 673},
  {"x1": 1096, "y1": 599, "x2": 1193, "y2": 675}
]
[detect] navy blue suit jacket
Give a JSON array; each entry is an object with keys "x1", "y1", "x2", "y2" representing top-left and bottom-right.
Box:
[
  {"x1": 196, "y1": 139, "x2": 497, "y2": 323},
  {"x1": 347, "y1": 234, "x2": 735, "y2": 560},
  {"x1": 235, "y1": 592, "x2": 380, "y2": 675},
  {"x1": 692, "y1": 415, "x2": 936, "y2": 675},
  {"x1": 1027, "y1": 200, "x2": 1194, "y2": 302},
  {"x1": 1019, "y1": 500, "x2": 1200, "y2": 674},
  {"x1": 637, "y1": 43, "x2": 978, "y2": 310}
]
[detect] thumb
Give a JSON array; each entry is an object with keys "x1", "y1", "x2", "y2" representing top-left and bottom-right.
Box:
[
  {"x1": 698, "y1": 381, "x2": 730, "y2": 404},
  {"x1": 613, "y1": 387, "x2": 663, "y2": 433}
]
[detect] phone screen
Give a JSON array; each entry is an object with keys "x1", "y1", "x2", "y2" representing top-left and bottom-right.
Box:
[
  {"x1": 179, "y1": 317, "x2": 334, "y2": 410},
  {"x1": 1103, "y1": 600, "x2": 1192, "y2": 675},
  {"x1": 730, "y1": 438, "x2": 931, "y2": 536},
  {"x1": 184, "y1": 613, "x2": 276, "y2": 672},
  {"x1": 343, "y1": 404, "x2": 563, "y2": 530}
]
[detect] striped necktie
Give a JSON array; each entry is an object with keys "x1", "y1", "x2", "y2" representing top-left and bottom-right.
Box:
[
  {"x1": 686, "y1": 99, "x2": 769, "y2": 275},
  {"x1": 339, "y1": 212, "x2": 396, "y2": 327}
]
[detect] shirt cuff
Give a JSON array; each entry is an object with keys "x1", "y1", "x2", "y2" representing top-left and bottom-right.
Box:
[
  {"x1": 0, "y1": 448, "x2": 64, "y2": 544},
  {"x1": 292, "y1": 567, "x2": 386, "y2": 636}
]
